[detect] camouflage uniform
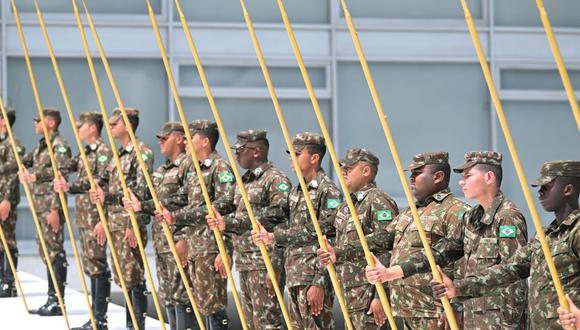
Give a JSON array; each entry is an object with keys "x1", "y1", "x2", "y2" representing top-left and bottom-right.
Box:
[
  {"x1": 387, "y1": 152, "x2": 469, "y2": 329},
  {"x1": 333, "y1": 148, "x2": 399, "y2": 330},
  {"x1": 0, "y1": 108, "x2": 24, "y2": 297},
  {"x1": 400, "y1": 151, "x2": 528, "y2": 329},
  {"x1": 163, "y1": 120, "x2": 236, "y2": 329},
  {"x1": 452, "y1": 160, "x2": 580, "y2": 329},
  {"x1": 272, "y1": 133, "x2": 341, "y2": 330},
  {"x1": 224, "y1": 130, "x2": 291, "y2": 330}
]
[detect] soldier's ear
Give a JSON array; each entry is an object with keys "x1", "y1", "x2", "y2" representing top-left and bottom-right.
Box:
[{"x1": 433, "y1": 170, "x2": 445, "y2": 185}]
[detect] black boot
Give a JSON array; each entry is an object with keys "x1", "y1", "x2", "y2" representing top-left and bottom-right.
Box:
[
  {"x1": 176, "y1": 303, "x2": 198, "y2": 330},
  {"x1": 166, "y1": 305, "x2": 177, "y2": 330},
  {"x1": 0, "y1": 250, "x2": 9, "y2": 298},
  {"x1": 0, "y1": 248, "x2": 19, "y2": 298},
  {"x1": 72, "y1": 270, "x2": 111, "y2": 330},
  {"x1": 126, "y1": 282, "x2": 147, "y2": 330},
  {"x1": 38, "y1": 252, "x2": 67, "y2": 316},
  {"x1": 206, "y1": 310, "x2": 229, "y2": 330}
]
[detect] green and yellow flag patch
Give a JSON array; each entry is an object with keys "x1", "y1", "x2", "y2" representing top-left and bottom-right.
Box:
[
  {"x1": 57, "y1": 145, "x2": 68, "y2": 154},
  {"x1": 377, "y1": 210, "x2": 393, "y2": 221},
  {"x1": 499, "y1": 225, "x2": 516, "y2": 238},
  {"x1": 97, "y1": 155, "x2": 109, "y2": 164},
  {"x1": 277, "y1": 182, "x2": 290, "y2": 192},
  {"x1": 326, "y1": 198, "x2": 340, "y2": 209},
  {"x1": 219, "y1": 171, "x2": 234, "y2": 183}
]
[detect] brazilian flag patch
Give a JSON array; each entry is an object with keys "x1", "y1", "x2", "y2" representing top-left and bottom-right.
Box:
[
  {"x1": 277, "y1": 181, "x2": 290, "y2": 192},
  {"x1": 377, "y1": 210, "x2": 393, "y2": 222},
  {"x1": 57, "y1": 145, "x2": 68, "y2": 154},
  {"x1": 97, "y1": 155, "x2": 108, "y2": 164},
  {"x1": 499, "y1": 225, "x2": 516, "y2": 238},
  {"x1": 141, "y1": 151, "x2": 151, "y2": 162},
  {"x1": 326, "y1": 198, "x2": 340, "y2": 209},
  {"x1": 16, "y1": 146, "x2": 23, "y2": 155},
  {"x1": 458, "y1": 210, "x2": 465, "y2": 221},
  {"x1": 219, "y1": 171, "x2": 234, "y2": 183}
]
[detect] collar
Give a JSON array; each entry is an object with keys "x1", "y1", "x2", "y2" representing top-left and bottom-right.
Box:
[
  {"x1": 86, "y1": 138, "x2": 102, "y2": 152},
  {"x1": 0, "y1": 133, "x2": 6, "y2": 141},
  {"x1": 244, "y1": 162, "x2": 273, "y2": 181},
  {"x1": 547, "y1": 209, "x2": 580, "y2": 233},
  {"x1": 351, "y1": 182, "x2": 376, "y2": 202},
  {"x1": 40, "y1": 131, "x2": 59, "y2": 144},
  {"x1": 200, "y1": 150, "x2": 219, "y2": 168},
  {"x1": 164, "y1": 152, "x2": 187, "y2": 169},
  {"x1": 416, "y1": 188, "x2": 452, "y2": 207},
  {"x1": 118, "y1": 142, "x2": 134, "y2": 155},
  {"x1": 480, "y1": 191, "x2": 505, "y2": 225}
]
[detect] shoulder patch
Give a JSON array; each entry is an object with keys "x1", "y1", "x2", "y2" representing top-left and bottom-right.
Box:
[
  {"x1": 276, "y1": 181, "x2": 291, "y2": 192},
  {"x1": 141, "y1": 151, "x2": 151, "y2": 162},
  {"x1": 458, "y1": 210, "x2": 465, "y2": 221},
  {"x1": 97, "y1": 155, "x2": 109, "y2": 164},
  {"x1": 499, "y1": 225, "x2": 516, "y2": 238},
  {"x1": 326, "y1": 198, "x2": 340, "y2": 209},
  {"x1": 56, "y1": 145, "x2": 68, "y2": 154},
  {"x1": 218, "y1": 171, "x2": 234, "y2": 183},
  {"x1": 16, "y1": 146, "x2": 23, "y2": 155},
  {"x1": 377, "y1": 210, "x2": 393, "y2": 222}
]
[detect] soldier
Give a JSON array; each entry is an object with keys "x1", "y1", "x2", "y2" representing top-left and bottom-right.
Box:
[
  {"x1": 122, "y1": 122, "x2": 191, "y2": 329},
  {"x1": 431, "y1": 160, "x2": 580, "y2": 329},
  {"x1": 252, "y1": 132, "x2": 341, "y2": 330},
  {"x1": 317, "y1": 148, "x2": 399, "y2": 330},
  {"x1": 53, "y1": 112, "x2": 112, "y2": 330},
  {"x1": 367, "y1": 151, "x2": 528, "y2": 329},
  {"x1": 206, "y1": 130, "x2": 291, "y2": 330},
  {"x1": 158, "y1": 120, "x2": 235, "y2": 329},
  {"x1": 89, "y1": 108, "x2": 153, "y2": 330},
  {"x1": 19, "y1": 108, "x2": 72, "y2": 316},
  {"x1": 0, "y1": 108, "x2": 25, "y2": 298}
]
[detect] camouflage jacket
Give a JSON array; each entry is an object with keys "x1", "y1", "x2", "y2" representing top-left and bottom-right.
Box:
[
  {"x1": 22, "y1": 132, "x2": 72, "y2": 213},
  {"x1": 455, "y1": 209, "x2": 580, "y2": 329},
  {"x1": 0, "y1": 133, "x2": 24, "y2": 207},
  {"x1": 400, "y1": 191, "x2": 528, "y2": 327},
  {"x1": 273, "y1": 170, "x2": 341, "y2": 288},
  {"x1": 223, "y1": 161, "x2": 291, "y2": 272},
  {"x1": 66, "y1": 137, "x2": 111, "y2": 229},
  {"x1": 334, "y1": 182, "x2": 398, "y2": 288},
  {"x1": 166, "y1": 151, "x2": 236, "y2": 257},
  {"x1": 388, "y1": 189, "x2": 469, "y2": 318},
  {"x1": 101, "y1": 139, "x2": 153, "y2": 232}
]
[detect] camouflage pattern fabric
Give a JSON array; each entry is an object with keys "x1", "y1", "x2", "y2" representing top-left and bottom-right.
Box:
[
  {"x1": 239, "y1": 269, "x2": 283, "y2": 330},
  {"x1": 288, "y1": 285, "x2": 335, "y2": 330},
  {"x1": 188, "y1": 253, "x2": 227, "y2": 315},
  {"x1": 109, "y1": 227, "x2": 148, "y2": 288},
  {"x1": 346, "y1": 284, "x2": 387, "y2": 330},
  {"x1": 0, "y1": 133, "x2": 24, "y2": 251}
]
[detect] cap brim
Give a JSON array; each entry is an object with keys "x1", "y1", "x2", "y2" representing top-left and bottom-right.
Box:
[
  {"x1": 406, "y1": 163, "x2": 425, "y2": 172},
  {"x1": 531, "y1": 175, "x2": 555, "y2": 187},
  {"x1": 453, "y1": 161, "x2": 477, "y2": 173},
  {"x1": 108, "y1": 114, "x2": 121, "y2": 124},
  {"x1": 231, "y1": 142, "x2": 242, "y2": 149}
]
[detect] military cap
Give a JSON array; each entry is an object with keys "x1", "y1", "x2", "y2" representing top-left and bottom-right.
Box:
[
  {"x1": 453, "y1": 151, "x2": 503, "y2": 173},
  {"x1": 287, "y1": 132, "x2": 325, "y2": 154},
  {"x1": 108, "y1": 107, "x2": 139, "y2": 125},
  {"x1": 531, "y1": 160, "x2": 580, "y2": 187},
  {"x1": 34, "y1": 108, "x2": 61, "y2": 123},
  {"x1": 232, "y1": 129, "x2": 267, "y2": 149},
  {"x1": 406, "y1": 151, "x2": 449, "y2": 171},
  {"x1": 188, "y1": 119, "x2": 218, "y2": 136},
  {"x1": 77, "y1": 112, "x2": 103, "y2": 127},
  {"x1": 156, "y1": 122, "x2": 184, "y2": 138},
  {"x1": 340, "y1": 148, "x2": 380, "y2": 168},
  {"x1": 3, "y1": 107, "x2": 15, "y2": 126}
]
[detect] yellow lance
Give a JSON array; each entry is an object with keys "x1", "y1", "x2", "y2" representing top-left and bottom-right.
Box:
[
  {"x1": 235, "y1": 1, "x2": 354, "y2": 329},
  {"x1": 78, "y1": 0, "x2": 206, "y2": 327},
  {"x1": 12, "y1": 1, "x2": 84, "y2": 328},
  {"x1": 146, "y1": 1, "x2": 249, "y2": 328},
  {"x1": 0, "y1": 101, "x2": 29, "y2": 312},
  {"x1": 535, "y1": 0, "x2": 580, "y2": 130},
  {"x1": 175, "y1": 0, "x2": 295, "y2": 328},
  {"x1": 460, "y1": 0, "x2": 574, "y2": 321},
  {"x1": 337, "y1": 0, "x2": 461, "y2": 328},
  {"x1": 269, "y1": 0, "x2": 398, "y2": 328}
]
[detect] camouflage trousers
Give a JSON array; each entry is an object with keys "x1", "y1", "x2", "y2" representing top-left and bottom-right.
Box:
[
  {"x1": 402, "y1": 317, "x2": 441, "y2": 330},
  {"x1": 239, "y1": 269, "x2": 284, "y2": 330},
  {"x1": 189, "y1": 253, "x2": 227, "y2": 315},
  {"x1": 36, "y1": 210, "x2": 65, "y2": 264},
  {"x1": 0, "y1": 209, "x2": 17, "y2": 251},
  {"x1": 288, "y1": 285, "x2": 334, "y2": 330},
  {"x1": 110, "y1": 228, "x2": 147, "y2": 288},
  {"x1": 155, "y1": 251, "x2": 190, "y2": 306},
  {"x1": 464, "y1": 309, "x2": 525, "y2": 330},
  {"x1": 345, "y1": 284, "x2": 390, "y2": 330},
  {"x1": 78, "y1": 226, "x2": 108, "y2": 278}
]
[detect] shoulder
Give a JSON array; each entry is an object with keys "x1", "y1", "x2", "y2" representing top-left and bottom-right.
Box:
[{"x1": 497, "y1": 199, "x2": 526, "y2": 226}]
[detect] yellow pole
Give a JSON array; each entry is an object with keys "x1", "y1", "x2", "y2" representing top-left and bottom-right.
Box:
[
  {"x1": 460, "y1": 0, "x2": 573, "y2": 320},
  {"x1": 70, "y1": 2, "x2": 165, "y2": 329},
  {"x1": 338, "y1": 0, "x2": 461, "y2": 328},
  {"x1": 270, "y1": 0, "x2": 398, "y2": 328},
  {"x1": 535, "y1": 0, "x2": 580, "y2": 131},
  {"x1": 0, "y1": 100, "x2": 29, "y2": 312},
  {"x1": 235, "y1": 1, "x2": 354, "y2": 329},
  {"x1": 12, "y1": 1, "x2": 74, "y2": 327},
  {"x1": 175, "y1": 2, "x2": 293, "y2": 328},
  {"x1": 79, "y1": 1, "x2": 206, "y2": 327},
  {"x1": 145, "y1": 1, "x2": 249, "y2": 328}
]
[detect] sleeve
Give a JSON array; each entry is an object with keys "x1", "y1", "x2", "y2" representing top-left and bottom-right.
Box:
[
  {"x1": 260, "y1": 175, "x2": 291, "y2": 232},
  {"x1": 49, "y1": 141, "x2": 72, "y2": 210},
  {"x1": 127, "y1": 147, "x2": 154, "y2": 228},
  {"x1": 442, "y1": 203, "x2": 471, "y2": 279},
  {"x1": 1, "y1": 142, "x2": 24, "y2": 202},
  {"x1": 497, "y1": 210, "x2": 528, "y2": 263},
  {"x1": 21, "y1": 149, "x2": 33, "y2": 168}
]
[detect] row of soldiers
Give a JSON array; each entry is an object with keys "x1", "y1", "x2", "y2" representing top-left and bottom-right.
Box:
[{"x1": 0, "y1": 107, "x2": 578, "y2": 330}]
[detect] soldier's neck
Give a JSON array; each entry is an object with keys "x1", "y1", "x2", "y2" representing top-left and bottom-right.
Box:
[
  {"x1": 119, "y1": 134, "x2": 131, "y2": 148},
  {"x1": 478, "y1": 186, "x2": 498, "y2": 212},
  {"x1": 248, "y1": 159, "x2": 266, "y2": 171},
  {"x1": 168, "y1": 149, "x2": 183, "y2": 162},
  {"x1": 0, "y1": 126, "x2": 6, "y2": 135},
  {"x1": 195, "y1": 148, "x2": 211, "y2": 161},
  {"x1": 303, "y1": 167, "x2": 318, "y2": 183},
  {"x1": 555, "y1": 203, "x2": 578, "y2": 224},
  {"x1": 86, "y1": 134, "x2": 99, "y2": 145}
]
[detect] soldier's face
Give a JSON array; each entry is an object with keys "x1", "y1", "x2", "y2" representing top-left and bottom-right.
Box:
[
  {"x1": 0, "y1": 117, "x2": 5, "y2": 131},
  {"x1": 289, "y1": 148, "x2": 313, "y2": 173},
  {"x1": 459, "y1": 166, "x2": 487, "y2": 200},
  {"x1": 191, "y1": 133, "x2": 205, "y2": 154},
  {"x1": 34, "y1": 118, "x2": 44, "y2": 134},
  {"x1": 409, "y1": 166, "x2": 435, "y2": 201},
  {"x1": 342, "y1": 163, "x2": 367, "y2": 191},
  {"x1": 78, "y1": 123, "x2": 91, "y2": 141},
  {"x1": 110, "y1": 119, "x2": 126, "y2": 138},
  {"x1": 538, "y1": 178, "x2": 567, "y2": 212},
  {"x1": 235, "y1": 143, "x2": 258, "y2": 169}
]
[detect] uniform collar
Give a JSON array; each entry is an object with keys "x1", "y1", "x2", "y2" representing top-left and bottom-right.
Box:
[
  {"x1": 416, "y1": 188, "x2": 451, "y2": 207},
  {"x1": 164, "y1": 152, "x2": 187, "y2": 169},
  {"x1": 86, "y1": 137, "x2": 104, "y2": 152},
  {"x1": 298, "y1": 169, "x2": 326, "y2": 191},
  {"x1": 244, "y1": 161, "x2": 272, "y2": 181},
  {"x1": 200, "y1": 150, "x2": 219, "y2": 168},
  {"x1": 352, "y1": 181, "x2": 376, "y2": 202},
  {"x1": 119, "y1": 142, "x2": 135, "y2": 155}
]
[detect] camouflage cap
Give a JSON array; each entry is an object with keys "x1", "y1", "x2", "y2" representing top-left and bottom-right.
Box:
[
  {"x1": 453, "y1": 151, "x2": 503, "y2": 173},
  {"x1": 156, "y1": 122, "x2": 184, "y2": 138},
  {"x1": 188, "y1": 119, "x2": 218, "y2": 136},
  {"x1": 340, "y1": 148, "x2": 380, "y2": 168},
  {"x1": 108, "y1": 107, "x2": 139, "y2": 125},
  {"x1": 531, "y1": 160, "x2": 580, "y2": 187},
  {"x1": 77, "y1": 112, "x2": 103, "y2": 127},
  {"x1": 406, "y1": 151, "x2": 449, "y2": 171},
  {"x1": 287, "y1": 132, "x2": 325, "y2": 154},
  {"x1": 232, "y1": 129, "x2": 267, "y2": 149},
  {"x1": 34, "y1": 108, "x2": 61, "y2": 123}
]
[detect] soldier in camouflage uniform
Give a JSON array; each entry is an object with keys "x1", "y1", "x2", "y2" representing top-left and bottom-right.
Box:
[
  {"x1": 89, "y1": 108, "x2": 153, "y2": 330},
  {"x1": 0, "y1": 108, "x2": 24, "y2": 298},
  {"x1": 317, "y1": 148, "x2": 399, "y2": 330},
  {"x1": 123, "y1": 122, "x2": 193, "y2": 330},
  {"x1": 53, "y1": 112, "x2": 112, "y2": 330},
  {"x1": 252, "y1": 132, "x2": 341, "y2": 330},
  {"x1": 207, "y1": 130, "x2": 291, "y2": 330},
  {"x1": 368, "y1": 151, "x2": 528, "y2": 329},
  {"x1": 433, "y1": 160, "x2": 580, "y2": 330},
  {"x1": 19, "y1": 108, "x2": 72, "y2": 316},
  {"x1": 160, "y1": 120, "x2": 235, "y2": 330}
]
